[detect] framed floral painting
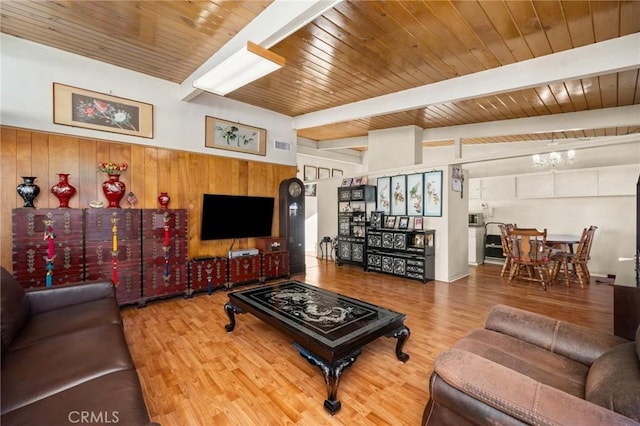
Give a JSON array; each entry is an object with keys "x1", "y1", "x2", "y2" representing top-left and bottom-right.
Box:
[
  {"x1": 53, "y1": 83, "x2": 154, "y2": 138},
  {"x1": 406, "y1": 173, "x2": 424, "y2": 216},
  {"x1": 376, "y1": 176, "x2": 391, "y2": 215},
  {"x1": 205, "y1": 116, "x2": 266, "y2": 156},
  {"x1": 424, "y1": 170, "x2": 443, "y2": 217},
  {"x1": 390, "y1": 175, "x2": 407, "y2": 216}
]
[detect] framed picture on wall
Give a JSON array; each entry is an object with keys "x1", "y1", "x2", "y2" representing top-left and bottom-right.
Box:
[
  {"x1": 390, "y1": 175, "x2": 407, "y2": 216},
  {"x1": 332, "y1": 168, "x2": 343, "y2": 177},
  {"x1": 424, "y1": 170, "x2": 443, "y2": 217},
  {"x1": 376, "y1": 176, "x2": 391, "y2": 215},
  {"x1": 205, "y1": 116, "x2": 266, "y2": 155},
  {"x1": 318, "y1": 167, "x2": 331, "y2": 179},
  {"x1": 303, "y1": 165, "x2": 317, "y2": 181},
  {"x1": 304, "y1": 183, "x2": 317, "y2": 196},
  {"x1": 406, "y1": 173, "x2": 424, "y2": 216},
  {"x1": 53, "y1": 83, "x2": 154, "y2": 139}
]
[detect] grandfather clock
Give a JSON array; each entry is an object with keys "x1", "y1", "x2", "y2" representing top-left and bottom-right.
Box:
[{"x1": 279, "y1": 177, "x2": 305, "y2": 275}]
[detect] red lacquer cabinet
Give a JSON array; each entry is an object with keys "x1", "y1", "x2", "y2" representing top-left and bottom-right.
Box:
[
  {"x1": 188, "y1": 257, "x2": 228, "y2": 294},
  {"x1": 228, "y1": 254, "x2": 261, "y2": 288},
  {"x1": 12, "y1": 208, "x2": 84, "y2": 287},
  {"x1": 85, "y1": 209, "x2": 142, "y2": 306},
  {"x1": 140, "y1": 209, "x2": 188, "y2": 303}
]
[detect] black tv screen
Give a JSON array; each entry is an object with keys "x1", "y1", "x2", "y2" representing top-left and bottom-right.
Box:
[{"x1": 200, "y1": 194, "x2": 274, "y2": 240}]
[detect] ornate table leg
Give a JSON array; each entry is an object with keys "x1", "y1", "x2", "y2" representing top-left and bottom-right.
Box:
[
  {"x1": 294, "y1": 343, "x2": 361, "y2": 415},
  {"x1": 387, "y1": 325, "x2": 410, "y2": 362},
  {"x1": 224, "y1": 302, "x2": 244, "y2": 332}
]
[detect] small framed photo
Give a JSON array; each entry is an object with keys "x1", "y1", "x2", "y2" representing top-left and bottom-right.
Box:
[
  {"x1": 341, "y1": 177, "x2": 353, "y2": 187},
  {"x1": 370, "y1": 211, "x2": 383, "y2": 229},
  {"x1": 414, "y1": 217, "x2": 423, "y2": 230},
  {"x1": 304, "y1": 165, "x2": 317, "y2": 181},
  {"x1": 398, "y1": 216, "x2": 409, "y2": 229},
  {"x1": 385, "y1": 216, "x2": 397, "y2": 229},
  {"x1": 413, "y1": 234, "x2": 425, "y2": 248},
  {"x1": 332, "y1": 168, "x2": 343, "y2": 177},
  {"x1": 353, "y1": 177, "x2": 362, "y2": 185},
  {"x1": 304, "y1": 183, "x2": 316, "y2": 196},
  {"x1": 318, "y1": 167, "x2": 331, "y2": 179}
]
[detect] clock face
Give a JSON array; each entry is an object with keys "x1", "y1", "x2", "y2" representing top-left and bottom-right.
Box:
[{"x1": 288, "y1": 181, "x2": 302, "y2": 197}]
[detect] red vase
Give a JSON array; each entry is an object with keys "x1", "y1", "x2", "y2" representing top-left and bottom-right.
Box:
[
  {"x1": 102, "y1": 174, "x2": 126, "y2": 208},
  {"x1": 51, "y1": 173, "x2": 76, "y2": 208},
  {"x1": 158, "y1": 192, "x2": 170, "y2": 209}
]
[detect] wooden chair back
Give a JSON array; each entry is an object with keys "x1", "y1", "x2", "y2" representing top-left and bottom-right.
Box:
[
  {"x1": 498, "y1": 223, "x2": 517, "y2": 257},
  {"x1": 510, "y1": 228, "x2": 550, "y2": 265}
]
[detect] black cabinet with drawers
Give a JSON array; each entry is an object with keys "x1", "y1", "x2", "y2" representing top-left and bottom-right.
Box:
[
  {"x1": 365, "y1": 228, "x2": 435, "y2": 283},
  {"x1": 336, "y1": 185, "x2": 376, "y2": 267}
]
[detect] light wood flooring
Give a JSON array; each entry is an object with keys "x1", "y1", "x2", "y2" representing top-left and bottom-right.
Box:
[{"x1": 121, "y1": 257, "x2": 615, "y2": 425}]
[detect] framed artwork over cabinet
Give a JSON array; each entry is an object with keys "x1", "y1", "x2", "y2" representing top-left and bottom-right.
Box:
[
  {"x1": 303, "y1": 165, "x2": 317, "y2": 181},
  {"x1": 406, "y1": 173, "x2": 424, "y2": 216},
  {"x1": 376, "y1": 176, "x2": 391, "y2": 214},
  {"x1": 391, "y1": 175, "x2": 407, "y2": 216},
  {"x1": 318, "y1": 167, "x2": 331, "y2": 179},
  {"x1": 424, "y1": 171, "x2": 443, "y2": 217}
]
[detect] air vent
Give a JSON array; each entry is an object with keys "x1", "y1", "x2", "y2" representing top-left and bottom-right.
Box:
[{"x1": 275, "y1": 140, "x2": 292, "y2": 151}]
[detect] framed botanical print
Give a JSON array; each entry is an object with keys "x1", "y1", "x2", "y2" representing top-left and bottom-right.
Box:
[
  {"x1": 390, "y1": 175, "x2": 407, "y2": 216},
  {"x1": 424, "y1": 170, "x2": 443, "y2": 217},
  {"x1": 376, "y1": 176, "x2": 391, "y2": 215},
  {"x1": 205, "y1": 116, "x2": 266, "y2": 155},
  {"x1": 406, "y1": 173, "x2": 424, "y2": 216}
]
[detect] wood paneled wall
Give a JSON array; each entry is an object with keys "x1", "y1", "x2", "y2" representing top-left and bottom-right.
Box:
[{"x1": 0, "y1": 126, "x2": 296, "y2": 272}]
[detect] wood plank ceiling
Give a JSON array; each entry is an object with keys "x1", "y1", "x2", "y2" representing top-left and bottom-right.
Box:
[{"x1": 1, "y1": 0, "x2": 639, "y2": 146}]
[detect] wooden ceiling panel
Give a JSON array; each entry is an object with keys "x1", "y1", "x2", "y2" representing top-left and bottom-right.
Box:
[{"x1": 1, "y1": 0, "x2": 638, "y2": 145}]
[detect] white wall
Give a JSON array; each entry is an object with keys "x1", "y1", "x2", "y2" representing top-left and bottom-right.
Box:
[{"x1": 0, "y1": 34, "x2": 296, "y2": 165}]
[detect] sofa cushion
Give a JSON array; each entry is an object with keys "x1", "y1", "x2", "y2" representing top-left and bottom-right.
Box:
[
  {"x1": 0, "y1": 370, "x2": 151, "y2": 425},
  {"x1": 9, "y1": 297, "x2": 122, "y2": 351},
  {"x1": 453, "y1": 328, "x2": 589, "y2": 398},
  {"x1": 585, "y1": 342, "x2": 640, "y2": 422},
  {"x1": 1, "y1": 324, "x2": 134, "y2": 414},
  {"x1": 1, "y1": 268, "x2": 30, "y2": 356}
]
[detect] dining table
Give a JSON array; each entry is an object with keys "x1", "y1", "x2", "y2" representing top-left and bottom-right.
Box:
[{"x1": 546, "y1": 234, "x2": 582, "y2": 253}]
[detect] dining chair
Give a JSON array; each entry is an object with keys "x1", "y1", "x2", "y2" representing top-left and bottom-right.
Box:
[
  {"x1": 551, "y1": 226, "x2": 597, "y2": 288},
  {"x1": 498, "y1": 223, "x2": 517, "y2": 277},
  {"x1": 508, "y1": 228, "x2": 553, "y2": 290}
]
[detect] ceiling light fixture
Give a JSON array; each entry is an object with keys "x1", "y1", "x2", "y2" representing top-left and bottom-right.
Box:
[
  {"x1": 532, "y1": 133, "x2": 577, "y2": 169},
  {"x1": 194, "y1": 41, "x2": 286, "y2": 96}
]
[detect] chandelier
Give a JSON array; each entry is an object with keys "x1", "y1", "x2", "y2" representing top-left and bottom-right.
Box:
[{"x1": 532, "y1": 134, "x2": 577, "y2": 169}]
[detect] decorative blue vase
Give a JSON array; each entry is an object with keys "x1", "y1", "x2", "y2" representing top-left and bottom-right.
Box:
[{"x1": 16, "y1": 176, "x2": 40, "y2": 208}]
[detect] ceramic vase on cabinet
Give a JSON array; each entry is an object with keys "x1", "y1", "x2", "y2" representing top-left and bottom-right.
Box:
[
  {"x1": 51, "y1": 173, "x2": 77, "y2": 208},
  {"x1": 102, "y1": 174, "x2": 126, "y2": 208},
  {"x1": 16, "y1": 176, "x2": 40, "y2": 208},
  {"x1": 158, "y1": 192, "x2": 170, "y2": 209}
]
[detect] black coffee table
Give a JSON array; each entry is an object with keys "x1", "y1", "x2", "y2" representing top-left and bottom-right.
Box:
[{"x1": 224, "y1": 280, "x2": 410, "y2": 414}]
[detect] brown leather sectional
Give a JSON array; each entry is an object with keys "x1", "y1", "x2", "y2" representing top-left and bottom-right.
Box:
[
  {"x1": 0, "y1": 267, "x2": 156, "y2": 425},
  {"x1": 424, "y1": 304, "x2": 640, "y2": 425}
]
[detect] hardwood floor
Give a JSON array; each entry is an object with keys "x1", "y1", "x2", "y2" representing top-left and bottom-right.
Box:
[{"x1": 121, "y1": 256, "x2": 615, "y2": 425}]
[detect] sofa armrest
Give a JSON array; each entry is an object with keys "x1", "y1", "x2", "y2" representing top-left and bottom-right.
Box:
[
  {"x1": 484, "y1": 304, "x2": 628, "y2": 365},
  {"x1": 431, "y1": 348, "x2": 637, "y2": 425},
  {"x1": 25, "y1": 281, "x2": 115, "y2": 314}
]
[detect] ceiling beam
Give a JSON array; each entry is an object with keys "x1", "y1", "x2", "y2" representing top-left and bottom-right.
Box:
[
  {"x1": 423, "y1": 105, "x2": 640, "y2": 142},
  {"x1": 180, "y1": 0, "x2": 342, "y2": 101},
  {"x1": 292, "y1": 33, "x2": 640, "y2": 130}
]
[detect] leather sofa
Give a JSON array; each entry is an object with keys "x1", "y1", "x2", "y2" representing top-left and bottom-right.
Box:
[
  {"x1": 423, "y1": 304, "x2": 640, "y2": 425},
  {"x1": 1, "y1": 267, "x2": 156, "y2": 425}
]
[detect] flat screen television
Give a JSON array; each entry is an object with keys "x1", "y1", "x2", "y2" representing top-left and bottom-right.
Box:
[{"x1": 200, "y1": 194, "x2": 274, "y2": 240}]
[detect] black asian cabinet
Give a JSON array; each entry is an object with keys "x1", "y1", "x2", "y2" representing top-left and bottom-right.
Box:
[{"x1": 336, "y1": 185, "x2": 376, "y2": 267}]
